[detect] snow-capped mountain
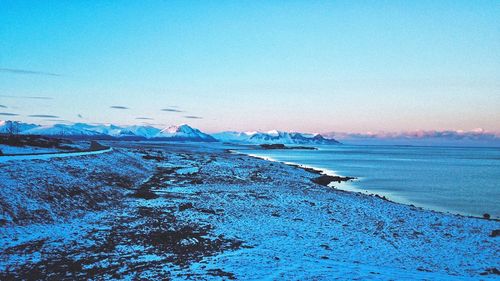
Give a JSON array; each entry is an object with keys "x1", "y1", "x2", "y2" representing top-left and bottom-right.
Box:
[
  {"x1": 2, "y1": 120, "x2": 338, "y2": 144},
  {"x1": 71, "y1": 123, "x2": 149, "y2": 139},
  {"x1": 212, "y1": 131, "x2": 258, "y2": 142},
  {"x1": 0, "y1": 121, "x2": 40, "y2": 134},
  {"x1": 71, "y1": 123, "x2": 129, "y2": 137},
  {"x1": 212, "y1": 130, "x2": 340, "y2": 145},
  {"x1": 60, "y1": 123, "x2": 160, "y2": 139},
  {"x1": 5, "y1": 121, "x2": 214, "y2": 141},
  {"x1": 155, "y1": 124, "x2": 216, "y2": 142},
  {"x1": 21, "y1": 124, "x2": 105, "y2": 137},
  {"x1": 123, "y1": 125, "x2": 162, "y2": 139}
]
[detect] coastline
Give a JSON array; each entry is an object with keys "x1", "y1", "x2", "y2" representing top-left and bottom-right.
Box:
[
  {"x1": 234, "y1": 149, "x2": 499, "y2": 221},
  {"x1": 1, "y1": 142, "x2": 499, "y2": 279}
]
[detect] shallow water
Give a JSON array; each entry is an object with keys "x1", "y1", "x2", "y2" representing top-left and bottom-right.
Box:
[{"x1": 242, "y1": 145, "x2": 500, "y2": 219}]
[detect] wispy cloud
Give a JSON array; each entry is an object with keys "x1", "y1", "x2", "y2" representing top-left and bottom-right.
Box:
[
  {"x1": 44, "y1": 119, "x2": 69, "y2": 122},
  {"x1": 77, "y1": 114, "x2": 83, "y2": 118},
  {"x1": 28, "y1": 114, "x2": 60, "y2": 118},
  {"x1": 136, "y1": 117, "x2": 154, "y2": 120},
  {"x1": 0, "y1": 112, "x2": 19, "y2": 116},
  {"x1": 139, "y1": 122, "x2": 167, "y2": 127},
  {"x1": 184, "y1": 115, "x2": 202, "y2": 119},
  {"x1": 0, "y1": 68, "x2": 62, "y2": 77},
  {"x1": 0, "y1": 105, "x2": 7, "y2": 108},
  {"x1": 161, "y1": 108, "x2": 183, "y2": 113},
  {"x1": 110, "y1": 106, "x2": 129, "y2": 110},
  {"x1": 0, "y1": 95, "x2": 53, "y2": 100}
]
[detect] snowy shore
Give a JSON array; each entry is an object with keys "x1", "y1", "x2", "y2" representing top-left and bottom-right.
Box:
[{"x1": 0, "y1": 142, "x2": 498, "y2": 280}]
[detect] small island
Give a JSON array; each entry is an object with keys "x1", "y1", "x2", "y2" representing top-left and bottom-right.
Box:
[{"x1": 259, "y1": 143, "x2": 317, "y2": 150}]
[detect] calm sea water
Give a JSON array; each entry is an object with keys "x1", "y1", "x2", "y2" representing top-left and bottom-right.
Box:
[{"x1": 242, "y1": 145, "x2": 500, "y2": 219}]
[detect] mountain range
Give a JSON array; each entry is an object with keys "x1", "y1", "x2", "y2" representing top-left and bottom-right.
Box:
[
  {"x1": 0, "y1": 120, "x2": 39, "y2": 134},
  {"x1": 0, "y1": 121, "x2": 215, "y2": 142},
  {"x1": 5, "y1": 120, "x2": 496, "y2": 146},
  {"x1": 213, "y1": 130, "x2": 340, "y2": 145},
  {"x1": 0, "y1": 120, "x2": 339, "y2": 144}
]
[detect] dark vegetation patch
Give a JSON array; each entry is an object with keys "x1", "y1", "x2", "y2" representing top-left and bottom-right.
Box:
[
  {"x1": 130, "y1": 188, "x2": 159, "y2": 200},
  {"x1": 138, "y1": 149, "x2": 166, "y2": 162},
  {"x1": 0, "y1": 136, "x2": 110, "y2": 156},
  {"x1": 129, "y1": 163, "x2": 205, "y2": 200},
  {"x1": 88, "y1": 171, "x2": 135, "y2": 189},
  {"x1": 206, "y1": 268, "x2": 237, "y2": 280},
  {"x1": 142, "y1": 154, "x2": 164, "y2": 161},
  {"x1": 89, "y1": 141, "x2": 108, "y2": 151},
  {"x1": 0, "y1": 135, "x2": 77, "y2": 151},
  {"x1": 0, "y1": 206, "x2": 242, "y2": 280},
  {"x1": 1, "y1": 239, "x2": 47, "y2": 257}
]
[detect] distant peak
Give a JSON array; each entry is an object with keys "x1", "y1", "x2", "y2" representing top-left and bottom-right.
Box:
[
  {"x1": 266, "y1": 130, "x2": 280, "y2": 136},
  {"x1": 162, "y1": 124, "x2": 196, "y2": 134}
]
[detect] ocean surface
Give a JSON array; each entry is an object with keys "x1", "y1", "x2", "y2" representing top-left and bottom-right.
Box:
[{"x1": 241, "y1": 145, "x2": 500, "y2": 219}]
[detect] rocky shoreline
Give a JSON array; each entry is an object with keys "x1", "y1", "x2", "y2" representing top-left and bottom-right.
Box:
[{"x1": 239, "y1": 149, "x2": 500, "y2": 222}]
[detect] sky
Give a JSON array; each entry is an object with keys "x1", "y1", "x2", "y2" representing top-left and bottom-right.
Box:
[{"x1": 0, "y1": 0, "x2": 499, "y2": 133}]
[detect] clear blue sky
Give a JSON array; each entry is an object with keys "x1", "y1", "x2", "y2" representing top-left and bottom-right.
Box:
[{"x1": 1, "y1": 0, "x2": 499, "y2": 133}]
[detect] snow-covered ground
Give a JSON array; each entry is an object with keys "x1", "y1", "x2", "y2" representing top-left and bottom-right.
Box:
[{"x1": 0, "y1": 142, "x2": 498, "y2": 280}]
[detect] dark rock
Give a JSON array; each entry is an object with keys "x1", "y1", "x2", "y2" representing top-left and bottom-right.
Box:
[
  {"x1": 374, "y1": 194, "x2": 390, "y2": 201},
  {"x1": 198, "y1": 208, "x2": 217, "y2": 215},
  {"x1": 489, "y1": 229, "x2": 500, "y2": 238},
  {"x1": 311, "y1": 175, "x2": 355, "y2": 186},
  {"x1": 320, "y1": 244, "x2": 331, "y2": 250},
  {"x1": 480, "y1": 268, "x2": 500, "y2": 276},
  {"x1": 416, "y1": 267, "x2": 432, "y2": 272},
  {"x1": 483, "y1": 213, "x2": 491, "y2": 219},
  {"x1": 130, "y1": 189, "x2": 158, "y2": 200},
  {"x1": 179, "y1": 203, "x2": 194, "y2": 211}
]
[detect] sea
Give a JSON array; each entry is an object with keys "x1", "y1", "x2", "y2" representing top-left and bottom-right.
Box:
[{"x1": 241, "y1": 144, "x2": 500, "y2": 219}]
